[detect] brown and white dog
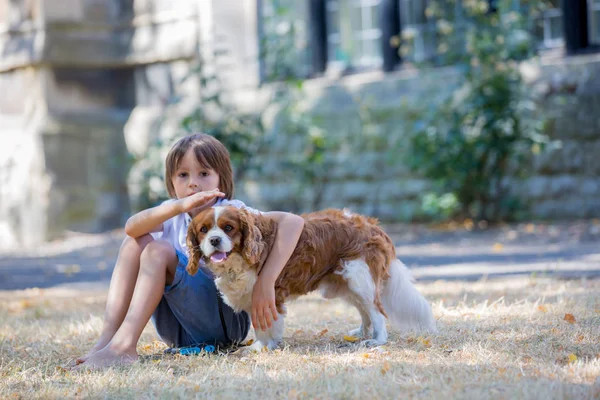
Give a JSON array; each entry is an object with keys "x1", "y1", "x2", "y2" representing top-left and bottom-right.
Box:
[{"x1": 186, "y1": 206, "x2": 436, "y2": 351}]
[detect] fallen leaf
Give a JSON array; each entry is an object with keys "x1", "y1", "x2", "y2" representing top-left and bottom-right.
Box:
[
  {"x1": 141, "y1": 344, "x2": 153, "y2": 352},
  {"x1": 576, "y1": 335, "x2": 585, "y2": 343},
  {"x1": 381, "y1": 361, "x2": 391, "y2": 375},
  {"x1": 525, "y1": 223, "x2": 535, "y2": 233},
  {"x1": 343, "y1": 335, "x2": 359, "y2": 343},
  {"x1": 492, "y1": 243, "x2": 504, "y2": 252},
  {"x1": 316, "y1": 329, "x2": 329, "y2": 338},
  {"x1": 361, "y1": 353, "x2": 370, "y2": 359},
  {"x1": 417, "y1": 336, "x2": 432, "y2": 348},
  {"x1": 537, "y1": 305, "x2": 548, "y2": 313},
  {"x1": 463, "y1": 219, "x2": 474, "y2": 230},
  {"x1": 563, "y1": 314, "x2": 576, "y2": 324},
  {"x1": 568, "y1": 353, "x2": 577, "y2": 364},
  {"x1": 245, "y1": 339, "x2": 254, "y2": 346}
]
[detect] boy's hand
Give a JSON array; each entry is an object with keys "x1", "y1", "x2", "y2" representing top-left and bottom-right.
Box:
[
  {"x1": 251, "y1": 277, "x2": 278, "y2": 331},
  {"x1": 178, "y1": 189, "x2": 225, "y2": 214}
]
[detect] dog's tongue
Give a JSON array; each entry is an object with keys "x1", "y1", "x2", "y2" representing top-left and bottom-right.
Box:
[{"x1": 210, "y1": 251, "x2": 227, "y2": 263}]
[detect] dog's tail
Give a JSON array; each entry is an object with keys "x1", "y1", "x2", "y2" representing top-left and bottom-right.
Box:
[{"x1": 381, "y1": 259, "x2": 437, "y2": 334}]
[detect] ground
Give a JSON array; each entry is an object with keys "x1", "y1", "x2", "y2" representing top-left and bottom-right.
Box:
[{"x1": 1, "y1": 221, "x2": 599, "y2": 399}]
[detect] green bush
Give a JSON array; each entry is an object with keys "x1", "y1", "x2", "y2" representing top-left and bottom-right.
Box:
[{"x1": 405, "y1": 0, "x2": 551, "y2": 222}]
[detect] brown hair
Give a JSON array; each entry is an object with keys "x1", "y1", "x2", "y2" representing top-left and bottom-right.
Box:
[{"x1": 165, "y1": 133, "x2": 234, "y2": 199}]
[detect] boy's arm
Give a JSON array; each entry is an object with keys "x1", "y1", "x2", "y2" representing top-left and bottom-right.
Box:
[
  {"x1": 124, "y1": 201, "x2": 182, "y2": 238},
  {"x1": 251, "y1": 211, "x2": 304, "y2": 331},
  {"x1": 124, "y1": 190, "x2": 224, "y2": 238}
]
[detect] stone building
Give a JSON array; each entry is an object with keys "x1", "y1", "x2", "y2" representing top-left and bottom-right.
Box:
[{"x1": 1, "y1": 0, "x2": 599, "y2": 248}]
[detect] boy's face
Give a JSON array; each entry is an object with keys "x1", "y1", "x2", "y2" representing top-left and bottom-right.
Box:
[{"x1": 172, "y1": 148, "x2": 221, "y2": 200}]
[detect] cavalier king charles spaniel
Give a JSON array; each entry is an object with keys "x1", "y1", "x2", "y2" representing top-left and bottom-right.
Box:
[{"x1": 186, "y1": 206, "x2": 436, "y2": 351}]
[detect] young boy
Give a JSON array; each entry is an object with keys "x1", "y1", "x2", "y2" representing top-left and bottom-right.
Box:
[{"x1": 75, "y1": 133, "x2": 304, "y2": 368}]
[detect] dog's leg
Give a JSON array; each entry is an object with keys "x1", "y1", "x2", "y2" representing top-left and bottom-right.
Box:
[
  {"x1": 341, "y1": 259, "x2": 388, "y2": 347},
  {"x1": 247, "y1": 311, "x2": 286, "y2": 352},
  {"x1": 344, "y1": 294, "x2": 373, "y2": 339},
  {"x1": 360, "y1": 306, "x2": 387, "y2": 347}
]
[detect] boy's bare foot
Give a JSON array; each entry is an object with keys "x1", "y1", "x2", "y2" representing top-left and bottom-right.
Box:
[
  {"x1": 74, "y1": 339, "x2": 112, "y2": 366},
  {"x1": 73, "y1": 345, "x2": 138, "y2": 370}
]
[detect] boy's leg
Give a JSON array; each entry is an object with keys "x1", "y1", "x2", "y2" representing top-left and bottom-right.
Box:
[
  {"x1": 77, "y1": 234, "x2": 154, "y2": 363},
  {"x1": 151, "y1": 296, "x2": 189, "y2": 348},
  {"x1": 158, "y1": 259, "x2": 251, "y2": 347},
  {"x1": 77, "y1": 240, "x2": 178, "y2": 369}
]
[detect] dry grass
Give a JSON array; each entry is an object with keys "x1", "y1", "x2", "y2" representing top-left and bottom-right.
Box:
[{"x1": 1, "y1": 277, "x2": 599, "y2": 399}]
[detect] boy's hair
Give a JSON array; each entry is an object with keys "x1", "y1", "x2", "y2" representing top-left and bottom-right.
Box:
[{"x1": 165, "y1": 133, "x2": 234, "y2": 200}]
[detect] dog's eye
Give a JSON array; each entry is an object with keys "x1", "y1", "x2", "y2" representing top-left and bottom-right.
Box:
[
  {"x1": 224, "y1": 225, "x2": 233, "y2": 232},
  {"x1": 200, "y1": 226, "x2": 208, "y2": 233}
]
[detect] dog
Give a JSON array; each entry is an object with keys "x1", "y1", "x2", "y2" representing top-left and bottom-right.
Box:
[{"x1": 186, "y1": 206, "x2": 436, "y2": 351}]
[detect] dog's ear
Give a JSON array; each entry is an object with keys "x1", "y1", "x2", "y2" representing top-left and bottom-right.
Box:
[
  {"x1": 186, "y1": 222, "x2": 201, "y2": 276},
  {"x1": 239, "y1": 209, "x2": 264, "y2": 267}
]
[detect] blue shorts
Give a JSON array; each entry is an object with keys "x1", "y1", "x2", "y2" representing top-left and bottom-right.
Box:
[{"x1": 151, "y1": 250, "x2": 250, "y2": 348}]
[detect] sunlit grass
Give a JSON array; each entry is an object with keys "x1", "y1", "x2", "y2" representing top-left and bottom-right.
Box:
[{"x1": 1, "y1": 277, "x2": 599, "y2": 399}]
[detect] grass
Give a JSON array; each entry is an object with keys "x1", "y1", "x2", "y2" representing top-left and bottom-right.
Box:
[{"x1": 1, "y1": 277, "x2": 599, "y2": 399}]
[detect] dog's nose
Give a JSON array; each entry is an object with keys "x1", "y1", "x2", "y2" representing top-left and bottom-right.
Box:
[{"x1": 209, "y1": 236, "x2": 221, "y2": 247}]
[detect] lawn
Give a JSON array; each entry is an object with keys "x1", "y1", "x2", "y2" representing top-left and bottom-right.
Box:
[{"x1": 1, "y1": 277, "x2": 599, "y2": 399}]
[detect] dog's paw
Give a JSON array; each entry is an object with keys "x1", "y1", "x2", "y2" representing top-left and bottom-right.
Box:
[
  {"x1": 266, "y1": 340, "x2": 281, "y2": 351},
  {"x1": 347, "y1": 327, "x2": 371, "y2": 339},
  {"x1": 239, "y1": 341, "x2": 266, "y2": 355},
  {"x1": 239, "y1": 340, "x2": 281, "y2": 355}
]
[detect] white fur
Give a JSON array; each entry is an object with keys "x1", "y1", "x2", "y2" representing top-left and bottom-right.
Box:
[
  {"x1": 340, "y1": 259, "x2": 388, "y2": 346},
  {"x1": 210, "y1": 251, "x2": 286, "y2": 351},
  {"x1": 381, "y1": 259, "x2": 437, "y2": 333},
  {"x1": 248, "y1": 311, "x2": 286, "y2": 351},
  {"x1": 212, "y1": 254, "x2": 257, "y2": 313},
  {"x1": 200, "y1": 206, "x2": 233, "y2": 256},
  {"x1": 213, "y1": 206, "x2": 225, "y2": 221}
]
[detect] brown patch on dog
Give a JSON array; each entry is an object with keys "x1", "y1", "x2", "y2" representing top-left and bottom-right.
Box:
[{"x1": 187, "y1": 207, "x2": 396, "y2": 317}]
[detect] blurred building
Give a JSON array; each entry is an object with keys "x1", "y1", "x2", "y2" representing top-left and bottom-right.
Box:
[{"x1": 1, "y1": 0, "x2": 599, "y2": 247}]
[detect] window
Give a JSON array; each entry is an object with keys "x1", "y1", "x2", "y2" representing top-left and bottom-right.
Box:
[
  {"x1": 502, "y1": 0, "x2": 564, "y2": 49},
  {"x1": 399, "y1": 0, "x2": 436, "y2": 62},
  {"x1": 256, "y1": 0, "x2": 595, "y2": 79},
  {"x1": 536, "y1": 0, "x2": 564, "y2": 48},
  {"x1": 590, "y1": 0, "x2": 600, "y2": 44},
  {"x1": 326, "y1": 0, "x2": 383, "y2": 71}
]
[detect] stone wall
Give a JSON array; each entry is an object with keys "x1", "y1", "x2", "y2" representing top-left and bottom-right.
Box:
[
  {"x1": 0, "y1": 0, "x2": 203, "y2": 248},
  {"x1": 512, "y1": 55, "x2": 600, "y2": 218},
  {"x1": 0, "y1": 0, "x2": 264, "y2": 248},
  {"x1": 236, "y1": 55, "x2": 600, "y2": 221}
]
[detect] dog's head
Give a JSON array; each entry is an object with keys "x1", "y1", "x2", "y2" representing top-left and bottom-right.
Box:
[{"x1": 186, "y1": 206, "x2": 264, "y2": 276}]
